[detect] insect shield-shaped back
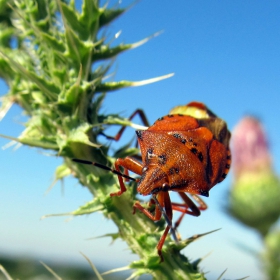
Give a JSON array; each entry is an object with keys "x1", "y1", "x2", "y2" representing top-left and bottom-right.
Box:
[
  {"x1": 170, "y1": 102, "x2": 231, "y2": 184},
  {"x1": 136, "y1": 103, "x2": 231, "y2": 198}
]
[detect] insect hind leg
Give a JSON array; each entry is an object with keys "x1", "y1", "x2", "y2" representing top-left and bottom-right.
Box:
[{"x1": 172, "y1": 192, "x2": 207, "y2": 230}]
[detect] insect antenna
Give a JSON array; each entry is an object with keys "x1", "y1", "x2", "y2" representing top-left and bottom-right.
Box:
[{"x1": 72, "y1": 158, "x2": 136, "y2": 181}]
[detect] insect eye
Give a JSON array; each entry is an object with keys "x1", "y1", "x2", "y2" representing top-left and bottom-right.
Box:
[
  {"x1": 162, "y1": 183, "x2": 169, "y2": 191},
  {"x1": 142, "y1": 166, "x2": 148, "y2": 173}
]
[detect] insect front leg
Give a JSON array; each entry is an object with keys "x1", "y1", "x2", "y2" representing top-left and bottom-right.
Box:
[
  {"x1": 134, "y1": 192, "x2": 172, "y2": 262},
  {"x1": 153, "y1": 196, "x2": 180, "y2": 243},
  {"x1": 110, "y1": 157, "x2": 143, "y2": 197}
]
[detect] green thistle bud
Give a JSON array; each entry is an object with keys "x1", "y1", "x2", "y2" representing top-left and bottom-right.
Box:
[{"x1": 228, "y1": 117, "x2": 280, "y2": 236}]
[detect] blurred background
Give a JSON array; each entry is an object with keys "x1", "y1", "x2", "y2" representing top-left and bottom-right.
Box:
[{"x1": 1, "y1": 0, "x2": 280, "y2": 279}]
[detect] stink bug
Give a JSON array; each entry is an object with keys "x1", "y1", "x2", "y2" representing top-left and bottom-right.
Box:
[{"x1": 73, "y1": 101, "x2": 231, "y2": 261}]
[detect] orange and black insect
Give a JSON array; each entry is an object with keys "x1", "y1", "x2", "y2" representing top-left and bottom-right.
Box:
[{"x1": 73, "y1": 102, "x2": 231, "y2": 261}]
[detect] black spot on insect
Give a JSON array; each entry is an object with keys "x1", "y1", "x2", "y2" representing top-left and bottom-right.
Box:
[
  {"x1": 136, "y1": 130, "x2": 143, "y2": 140},
  {"x1": 167, "y1": 115, "x2": 174, "y2": 118},
  {"x1": 198, "y1": 152, "x2": 203, "y2": 162},
  {"x1": 221, "y1": 173, "x2": 227, "y2": 179},
  {"x1": 227, "y1": 155, "x2": 231, "y2": 160},
  {"x1": 200, "y1": 190, "x2": 209, "y2": 197},
  {"x1": 157, "y1": 117, "x2": 164, "y2": 121},
  {"x1": 158, "y1": 154, "x2": 167, "y2": 165},
  {"x1": 191, "y1": 148, "x2": 198, "y2": 155},
  {"x1": 193, "y1": 142, "x2": 198, "y2": 147},
  {"x1": 173, "y1": 133, "x2": 181, "y2": 139},
  {"x1": 168, "y1": 167, "x2": 175, "y2": 175},
  {"x1": 168, "y1": 167, "x2": 179, "y2": 175},
  {"x1": 180, "y1": 138, "x2": 186, "y2": 144},
  {"x1": 190, "y1": 148, "x2": 203, "y2": 162},
  {"x1": 178, "y1": 114, "x2": 184, "y2": 116},
  {"x1": 172, "y1": 133, "x2": 186, "y2": 145},
  {"x1": 225, "y1": 164, "x2": 230, "y2": 169}
]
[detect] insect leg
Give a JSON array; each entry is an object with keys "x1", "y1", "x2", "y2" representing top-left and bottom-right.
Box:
[
  {"x1": 172, "y1": 192, "x2": 206, "y2": 230},
  {"x1": 172, "y1": 193, "x2": 200, "y2": 216},
  {"x1": 133, "y1": 192, "x2": 171, "y2": 262},
  {"x1": 133, "y1": 198, "x2": 162, "y2": 221},
  {"x1": 156, "y1": 192, "x2": 173, "y2": 262},
  {"x1": 153, "y1": 195, "x2": 178, "y2": 243},
  {"x1": 111, "y1": 157, "x2": 143, "y2": 196}
]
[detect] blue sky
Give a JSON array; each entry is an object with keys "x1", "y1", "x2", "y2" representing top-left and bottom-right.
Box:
[{"x1": 1, "y1": 0, "x2": 280, "y2": 278}]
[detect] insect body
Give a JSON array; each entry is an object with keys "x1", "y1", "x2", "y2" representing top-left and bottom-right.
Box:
[
  {"x1": 135, "y1": 114, "x2": 230, "y2": 197},
  {"x1": 73, "y1": 102, "x2": 231, "y2": 261}
]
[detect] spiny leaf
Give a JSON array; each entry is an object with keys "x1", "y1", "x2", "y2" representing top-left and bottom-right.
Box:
[
  {"x1": 96, "y1": 73, "x2": 174, "y2": 92},
  {"x1": 93, "y1": 44, "x2": 132, "y2": 61},
  {"x1": 93, "y1": 32, "x2": 163, "y2": 61},
  {"x1": 64, "y1": 121, "x2": 100, "y2": 148},
  {"x1": 101, "y1": 266, "x2": 130, "y2": 276},
  {"x1": 80, "y1": 0, "x2": 100, "y2": 33},
  {"x1": 0, "y1": 133, "x2": 59, "y2": 150},
  {"x1": 71, "y1": 199, "x2": 105, "y2": 215},
  {"x1": 41, "y1": 199, "x2": 105, "y2": 219},
  {"x1": 99, "y1": 114, "x2": 137, "y2": 126},
  {"x1": 170, "y1": 228, "x2": 221, "y2": 252},
  {"x1": 46, "y1": 163, "x2": 72, "y2": 194},
  {"x1": 60, "y1": 2, "x2": 85, "y2": 38},
  {"x1": 41, "y1": 32, "x2": 65, "y2": 53},
  {"x1": 88, "y1": 232, "x2": 120, "y2": 242},
  {"x1": 0, "y1": 98, "x2": 13, "y2": 121},
  {"x1": 0, "y1": 51, "x2": 59, "y2": 100},
  {"x1": 58, "y1": 73, "x2": 83, "y2": 109},
  {"x1": 64, "y1": 26, "x2": 89, "y2": 68},
  {"x1": 99, "y1": 7, "x2": 125, "y2": 27}
]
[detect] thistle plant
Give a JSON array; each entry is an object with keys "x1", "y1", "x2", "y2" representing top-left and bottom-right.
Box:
[{"x1": 0, "y1": 1, "x2": 207, "y2": 279}]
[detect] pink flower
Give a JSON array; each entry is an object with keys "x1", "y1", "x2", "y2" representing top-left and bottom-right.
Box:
[{"x1": 231, "y1": 117, "x2": 271, "y2": 179}]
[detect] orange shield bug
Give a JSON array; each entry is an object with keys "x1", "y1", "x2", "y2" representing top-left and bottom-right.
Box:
[{"x1": 73, "y1": 101, "x2": 231, "y2": 261}]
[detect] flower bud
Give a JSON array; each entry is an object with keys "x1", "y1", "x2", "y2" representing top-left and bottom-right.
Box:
[
  {"x1": 228, "y1": 117, "x2": 280, "y2": 236},
  {"x1": 231, "y1": 117, "x2": 271, "y2": 178}
]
